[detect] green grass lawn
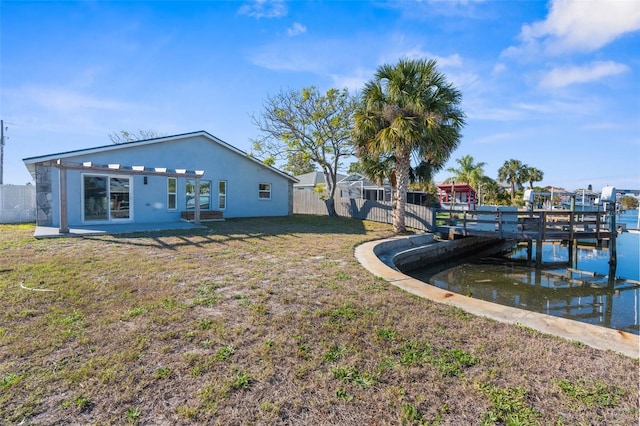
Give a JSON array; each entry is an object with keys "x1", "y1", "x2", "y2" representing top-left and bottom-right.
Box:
[{"x1": 0, "y1": 216, "x2": 638, "y2": 425}]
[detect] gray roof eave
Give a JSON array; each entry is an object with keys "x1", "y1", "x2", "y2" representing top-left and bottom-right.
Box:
[{"x1": 22, "y1": 131, "x2": 298, "y2": 183}]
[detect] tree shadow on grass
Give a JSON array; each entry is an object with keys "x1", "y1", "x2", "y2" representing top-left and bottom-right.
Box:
[{"x1": 81, "y1": 215, "x2": 377, "y2": 251}]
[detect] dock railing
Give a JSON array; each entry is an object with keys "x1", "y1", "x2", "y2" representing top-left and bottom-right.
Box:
[
  {"x1": 292, "y1": 190, "x2": 616, "y2": 243},
  {"x1": 434, "y1": 209, "x2": 614, "y2": 241}
]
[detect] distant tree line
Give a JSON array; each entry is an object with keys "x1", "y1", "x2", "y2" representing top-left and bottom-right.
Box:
[{"x1": 620, "y1": 196, "x2": 639, "y2": 210}]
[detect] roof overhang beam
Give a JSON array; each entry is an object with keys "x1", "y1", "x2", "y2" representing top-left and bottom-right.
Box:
[{"x1": 54, "y1": 160, "x2": 205, "y2": 179}]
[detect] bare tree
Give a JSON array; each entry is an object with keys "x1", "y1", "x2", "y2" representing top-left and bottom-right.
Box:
[
  {"x1": 251, "y1": 86, "x2": 357, "y2": 216},
  {"x1": 108, "y1": 129, "x2": 166, "y2": 144}
]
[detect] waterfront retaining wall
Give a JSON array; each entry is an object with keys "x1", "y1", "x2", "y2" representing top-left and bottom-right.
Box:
[{"x1": 385, "y1": 235, "x2": 515, "y2": 273}]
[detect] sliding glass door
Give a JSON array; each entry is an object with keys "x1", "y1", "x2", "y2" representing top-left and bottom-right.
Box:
[
  {"x1": 109, "y1": 178, "x2": 130, "y2": 219},
  {"x1": 83, "y1": 175, "x2": 131, "y2": 221}
]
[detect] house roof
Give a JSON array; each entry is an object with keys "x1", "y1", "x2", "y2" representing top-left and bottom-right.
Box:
[
  {"x1": 23, "y1": 131, "x2": 298, "y2": 183},
  {"x1": 338, "y1": 173, "x2": 396, "y2": 190},
  {"x1": 437, "y1": 183, "x2": 476, "y2": 194},
  {"x1": 294, "y1": 171, "x2": 347, "y2": 187}
]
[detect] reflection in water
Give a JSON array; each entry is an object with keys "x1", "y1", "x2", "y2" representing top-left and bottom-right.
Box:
[{"x1": 407, "y1": 229, "x2": 640, "y2": 335}]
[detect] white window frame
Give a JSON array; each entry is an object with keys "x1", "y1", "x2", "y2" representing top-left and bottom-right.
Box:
[
  {"x1": 186, "y1": 179, "x2": 211, "y2": 211},
  {"x1": 81, "y1": 173, "x2": 133, "y2": 223},
  {"x1": 167, "y1": 177, "x2": 177, "y2": 211},
  {"x1": 218, "y1": 180, "x2": 227, "y2": 210},
  {"x1": 258, "y1": 183, "x2": 271, "y2": 200}
]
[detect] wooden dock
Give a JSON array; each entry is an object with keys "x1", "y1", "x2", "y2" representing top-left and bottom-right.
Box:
[{"x1": 435, "y1": 209, "x2": 617, "y2": 267}]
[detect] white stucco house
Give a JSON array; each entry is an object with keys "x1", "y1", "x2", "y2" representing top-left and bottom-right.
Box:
[{"x1": 23, "y1": 131, "x2": 297, "y2": 235}]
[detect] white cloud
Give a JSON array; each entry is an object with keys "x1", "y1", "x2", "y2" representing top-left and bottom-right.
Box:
[
  {"x1": 464, "y1": 95, "x2": 602, "y2": 121},
  {"x1": 398, "y1": 48, "x2": 464, "y2": 68},
  {"x1": 20, "y1": 86, "x2": 137, "y2": 114},
  {"x1": 421, "y1": 0, "x2": 486, "y2": 3},
  {"x1": 492, "y1": 63, "x2": 507, "y2": 75},
  {"x1": 248, "y1": 40, "x2": 324, "y2": 73},
  {"x1": 472, "y1": 131, "x2": 521, "y2": 144},
  {"x1": 514, "y1": 98, "x2": 597, "y2": 116},
  {"x1": 581, "y1": 122, "x2": 620, "y2": 130},
  {"x1": 330, "y1": 68, "x2": 376, "y2": 93},
  {"x1": 247, "y1": 37, "x2": 365, "y2": 75},
  {"x1": 506, "y1": 0, "x2": 640, "y2": 56},
  {"x1": 447, "y1": 71, "x2": 479, "y2": 89},
  {"x1": 464, "y1": 104, "x2": 523, "y2": 121},
  {"x1": 238, "y1": 0, "x2": 287, "y2": 19},
  {"x1": 328, "y1": 54, "x2": 470, "y2": 93},
  {"x1": 2, "y1": 85, "x2": 150, "y2": 143},
  {"x1": 432, "y1": 53, "x2": 464, "y2": 68},
  {"x1": 287, "y1": 22, "x2": 307, "y2": 37},
  {"x1": 539, "y1": 61, "x2": 629, "y2": 88},
  {"x1": 389, "y1": 0, "x2": 487, "y2": 19}
]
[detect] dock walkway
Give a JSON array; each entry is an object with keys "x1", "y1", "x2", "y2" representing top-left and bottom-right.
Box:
[{"x1": 435, "y1": 209, "x2": 617, "y2": 266}]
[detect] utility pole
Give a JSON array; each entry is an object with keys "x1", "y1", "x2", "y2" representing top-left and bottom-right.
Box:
[{"x1": 0, "y1": 119, "x2": 4, "y2": 185}]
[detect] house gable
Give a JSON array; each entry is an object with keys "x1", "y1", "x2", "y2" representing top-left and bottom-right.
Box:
[
  {"x1": 23, "y1": 131, "x2": 297, "y2": 231},
  {"x1": 23, "y1": 131, "x2": 297, "y2": 184}
]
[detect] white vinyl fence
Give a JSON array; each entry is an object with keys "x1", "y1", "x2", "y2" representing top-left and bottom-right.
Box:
[
  {"x1": 293, "y1": 190, "x2": 435, "y2": 232},
  {"x1": 0, "y1": 185, "x2": 37, "y2": 223}
]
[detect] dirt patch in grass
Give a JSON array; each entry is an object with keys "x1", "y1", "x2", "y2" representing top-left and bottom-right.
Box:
[{"x1": 1, "y1": 216, "x2": 638, "y2": 425}]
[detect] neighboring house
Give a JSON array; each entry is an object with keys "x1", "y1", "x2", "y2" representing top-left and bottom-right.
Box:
[
  {"x1": 23, "y1": 131, "x2": 297, "y2": 233},
  {"x1": 294, "y1": 172, "x2": 388, "y2": 200},
  {"x1": 437, "y1": 183, "x2": 476, "y2": 210},
  {"x1": 294, "y1": 171, "x2": 430, "y2": 206},
  {"x1": 572, "y1": 189, "x2": 601, "y2": 209},
  {"x1": 543, "y1": 186, "x2": 571, "y2": 209},
  {"x1": 538, "y1": 186, "x2": 600, "y2": 210},
  {"x1": 293, "y1": 171, "x2": 346, "y2": 192},
  {"x1": 337, "y1": 173, "x2": 430, "y2": 206},
  {"x1": 338, "y1": 173, "x2": 392, "y2": 201},
  {"x1": 498, "y1": 180, "x2": 521, "y2": 196}
]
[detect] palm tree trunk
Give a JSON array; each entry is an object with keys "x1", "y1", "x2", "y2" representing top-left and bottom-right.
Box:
[{"x1": 393, "y1": 147, "x2": 410, "y2": 234}]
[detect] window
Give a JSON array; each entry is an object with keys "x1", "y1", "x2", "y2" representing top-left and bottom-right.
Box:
[
  {"x1": 218, "y1": 180, "x2": 227, "y2": 210},
  {"x1": 167, "y1": 178, "x2": 177, "y2": 210},
  {"x1": 84, "y1": 176, "x2": 108, "y2": 221},
  {"x1": 258, "y1": 183, "x2": 271, "y2": 200},
  {"x1": 186, "y1": 179, "x2": 211, "y2": 210},
  {"x1": 110, "y1": 177, "x2": 130, "y2": 219},
  {"x1": 83, "y1": 175, "x2": 130, "y2": 221}
]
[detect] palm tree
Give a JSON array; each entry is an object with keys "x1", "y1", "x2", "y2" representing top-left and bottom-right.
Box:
[
  {"x1": 443, "y1": 154, "x2": 486, "y2": 193},
  {"x1": 477, "y1": 177, "x2": 506, "y2": 205},
  {"x1": 497, "y1": 159, "x2": 525, "y2": 204},
  {"x1": 520, "y1": 166, "x2": 544, "y2": 189},
  {"x1": 352, "y1": 151, "x2": 396, "y2": 187},
  {"x1": 353, "y1": 59, "x2": 465, "y2": 233}
]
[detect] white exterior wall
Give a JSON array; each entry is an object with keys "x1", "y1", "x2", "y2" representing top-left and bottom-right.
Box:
[{"x1": 30, "y1": 134, "x2": 293, "y2": 228}]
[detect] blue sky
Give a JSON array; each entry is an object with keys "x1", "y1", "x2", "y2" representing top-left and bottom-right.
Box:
[{"x1": 1, "y1": 0, "x2": 639, "y2": 191}]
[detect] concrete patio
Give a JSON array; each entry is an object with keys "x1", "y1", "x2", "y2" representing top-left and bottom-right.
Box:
[{"x1": 33, "y1": 221, "x2": 205, "y2": 238}]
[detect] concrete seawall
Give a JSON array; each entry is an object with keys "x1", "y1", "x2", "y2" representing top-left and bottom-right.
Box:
[
  {"x1": 355, "y1": 234, "x2": 640, "y2": 359},
  {"x1": 389, "y1": 236, "x2": 513, "y2": 273}
]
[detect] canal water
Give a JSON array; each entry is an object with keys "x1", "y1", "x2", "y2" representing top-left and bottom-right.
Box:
[{"x1": 407, "y1": 209, "x2": 640, "y2": 335}]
